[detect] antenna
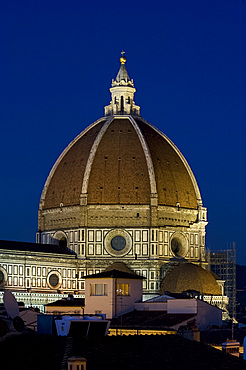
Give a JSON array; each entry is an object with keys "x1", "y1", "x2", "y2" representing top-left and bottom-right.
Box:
[
  {"x1": 3, "y1": 290, "x2": 19, "y2": 319},
  {"x1": 3, "y1": 290, "x2": 25, "y2": 333}
]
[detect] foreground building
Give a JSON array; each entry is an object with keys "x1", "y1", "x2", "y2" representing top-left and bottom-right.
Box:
[{"x1": 0, "y1": 53, "x2": 218, "y2": 309}]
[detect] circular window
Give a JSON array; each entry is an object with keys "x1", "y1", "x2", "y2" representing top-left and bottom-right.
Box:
[
  {"x1": 170, "y1": 233, "x2": 188, "y2": 258},
  {"x1": 0, "y1": 271, "x2": 4, "y2": 284},
  {"x1": 0, "y1": 267, "x2": 7, "y2": 287},
  {"x1": 47, "y1": 271, "x2": 61, "y2": 289},
  {"x1": 111, "y1": 236, "x2": 126, "y2": 251},
  {"x1": 104, "y1": 229, "x2": 132, "y2": 257},
  {"x1": 53, "y1": 231, "x2": 68, "y2": 248},
  {"x1": 49, "y1": 274, "x2": 59, "y2": 287}
]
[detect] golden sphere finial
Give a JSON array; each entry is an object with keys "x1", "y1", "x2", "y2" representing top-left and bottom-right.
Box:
[{"x1": 120, "y1": 50, "x2": 126, "y2": 64}]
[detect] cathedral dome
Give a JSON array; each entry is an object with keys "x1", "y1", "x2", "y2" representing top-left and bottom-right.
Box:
[
  {"x1": 37, "y1": 54, "x2": 208, "y2": 299},
  {"x1": 40, "y1": 115, "x2": 201, "y2": 210},
  {"x1": 38, "y1": 53, "x2": 206, "y2": 249},
  {"x1": 160, "y1": 261, "x2": 222, "y2": 295}
]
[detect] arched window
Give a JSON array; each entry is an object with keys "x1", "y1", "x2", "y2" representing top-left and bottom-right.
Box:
[{"x1": 120, "y1": 96, "x2": 124, "y2": 112}]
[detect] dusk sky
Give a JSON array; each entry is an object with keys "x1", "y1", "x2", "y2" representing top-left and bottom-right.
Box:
[{"x1": 1, "y1": 1, "x2": 246, "y2": 262}]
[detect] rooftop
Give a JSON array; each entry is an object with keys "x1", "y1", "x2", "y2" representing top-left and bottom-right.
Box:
[
  {"x1": 0, "y1": 240, "x2": 75, "y2": 256},
  {"x1": 45, "y1": 298, "x2": 85, "y2": 307},
  {"x1": 84, "y1": 269, "x2": 144, "y2": 280},
  {"x1": 110, "y1": 310, "x2": 196, "y2": 330}
]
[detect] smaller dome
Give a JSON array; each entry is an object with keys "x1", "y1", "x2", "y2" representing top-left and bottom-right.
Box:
[{"x1": 160, "y1": 261, "x2": 222, "y2": 295}]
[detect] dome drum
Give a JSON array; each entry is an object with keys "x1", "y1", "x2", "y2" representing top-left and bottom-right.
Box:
[{"x1": 39, "y1": 225, "x2": 205, "y2": 262}]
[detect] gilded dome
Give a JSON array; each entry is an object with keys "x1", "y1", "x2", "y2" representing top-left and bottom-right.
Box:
[{"x1": 160, "y1": 262, "x2": 222, "y2": 295}]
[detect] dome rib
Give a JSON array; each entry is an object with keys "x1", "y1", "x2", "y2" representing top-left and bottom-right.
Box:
[
  {"x1": 81, "y1": 116, "x2": 114, "y2": 198},
  {"x1": 128, "y1": 116, "x2": 157, "y2": 197}
]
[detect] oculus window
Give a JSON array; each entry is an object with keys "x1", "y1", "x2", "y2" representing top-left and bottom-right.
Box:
[
  {"x1": 47, "y1": 271, "x2": 62, "y2": 289},
  {"x1": 111, "y1": 236, "x2": 126, "y2": 251},
  {"x1": 170, "y1": 232, "x2": 188, "y2": 258},
  {"x1": 104, "y1": 229, "x2": 132, "y2": 257}
]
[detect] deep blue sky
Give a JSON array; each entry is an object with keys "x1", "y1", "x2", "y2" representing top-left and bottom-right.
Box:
[{"x1": 0, "y1": 1, "x2": 245, "y2": 262}]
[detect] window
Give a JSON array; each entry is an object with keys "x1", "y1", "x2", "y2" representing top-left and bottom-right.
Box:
[
  {"x1": 88, "y1": 244, "x2": 94, "y2": 255},
  {"x1": 90, "y1": 283, "x2": 108, "y2": 296},
  {"x1": 80, "y1": 270, "x2": 85, "y2": 278},
  {"x1": 96, "y1": 230, "x2": 102, "y2": 242},
  {"x1": 135, "y1": 244, "x2": 140, "y2": 255},
  {"x1": 81, "y1": 244, "x2": 85, "y2": 255},
  {"x1": 79, "y1": 281, "x2": 85, "y2": 290},
  {"x1": 47, "y1": 272, "x2": 61, "y2": 289},
  {"x1": 96, "y1": 244, "x2": 102, "y2": 255},
  {"x1": 117, "y1": 283, "x2": 130, "y2": 296},
  {"x1": 135, "y1": 230, "x2": 141, "y2": 241},
  {"x1": 74, "y1": 231, "x2": 78, "y2": 242},
  {"x1": 164, "y1": 231, "x2": 168, "y2": 243},
  {"x1": 151, "y1": 244, "x2": 156, "y2": 255},
  {"x1": 164, "y1": 244, "x2": 168, "y2": 255},
  {"x1": 150, "y1": 271, "x2": 155, "y2": 280},
  {"x1": 142, "y1": 270, "x2": 147, "y2": 278},
  {"x1": 88, "y1": 230, "x2": 94, "y2": 242},
  {"x1": 142, "y1": 230, "x2": 148, "y2": 242},
  {"x1": 111, "y1": 236, "x2": 126, "y2": 251},
  {"x1": 142, "y1": 244, "x2": 148, "y2": 255},
  {"x1": 195, "y1": 234, "x2": 198, "y2": 245}
]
